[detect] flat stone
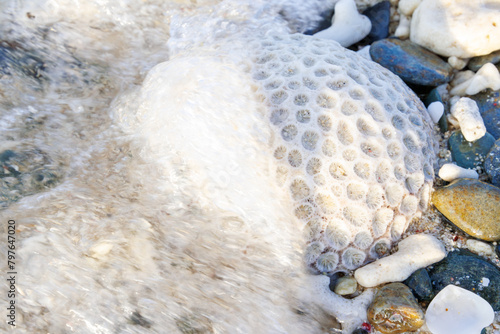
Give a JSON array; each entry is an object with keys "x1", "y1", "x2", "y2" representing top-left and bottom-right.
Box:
[
  {"x1": 469, "y1": 50, "x2": 500, "y2": 72},
  {"x1": 370, "y1": 38, "x2": 453, "y2": 86},
  {"x1": 469, "y1": 89, "x2": 500, "y2": 140},
  {"x1": 425, "y1": 285, "x2": 495, "y2": 334},
  {"x1": 362, "y1": 1, "x2": 390, "y2": 43},
  {"x1": 404, "y1": 268, "x2": 434, "y2": 302},
  {"x1": 432, "y1": 178, "x2": 500, "y2": 242},
  {"x1": 367, "y1": 283, "x2": 425, "y2": 334},
  {"x1": 448, "y1": 130, "x2": 495, "y2": 169},
  {"x1": 429, "y1": 250, "x2": 500, "y2": 311},
  {"x1": 485, "y1": 139, "x2": 500, "y2": 187}
]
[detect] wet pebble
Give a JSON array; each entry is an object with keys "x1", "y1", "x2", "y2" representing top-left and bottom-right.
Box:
[
  {"x1": 0, "y1": 147, "x2": 63, "y2": 207},
  {"x1": 362, "y1": 1, "x2": 390, "y2": 43},
  {"x1": 333, "y1": 276, "x2": 357, "y2": 296},
  {"x1": 404, "y1": 268, "x2": 434, "y2": 302},
  {"x1": 469, "y1": 89, "x2": 500, "y2": 140},
  {"x1": 369, "y1": 38, "x2": 453, "y2": 86},
  {"x1": 429, "y1": 250, "x2": 500, "y2": 311},
  {"x1": 485, "y1": 139, "x2": 500, "y2": 187},
  {"x1": 433, "y1": 178, "x2": 500, "y2": 242},
  {"x1": 424, "y1": 88, "x2": 448, "y2": 132},
  {"x1": 425, "y1": 284, "x2": 495, "y2": 334},
  {"x1": 468, "y1": 50, "x2": 500, "y2": 72},
  {"x1": 367, "y1": 283, "x2": 425, "y2": 334},
  {"x1": 448, "y1": 130, "x2": 495, "y2": 169}
]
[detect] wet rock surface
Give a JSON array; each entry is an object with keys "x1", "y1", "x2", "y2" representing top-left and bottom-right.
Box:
[
  {"x1": 448, "y1": 130, "x2": 495, "y2": 169},
  {"x1": 485, "y1": 139, "x2": 500, "y2": 187},
  {"x1": 370, "y1": 38, "x2": 453, "y2": 86},
  {"x1": 367, "y1": 283, "x2": 425, "y2": 334},
  {"x1": 404, "y1": 268, "x2": 434, "y2": 302},
  {"x1": 428, "y1": 250, "x2": 500, "y2": 311},
  {"x1": 469, "y1": 89, "x2": 500, "y2": 140},
  {"x1": 362, "y1": 1, "x2": 390, "y2": 43},
  {"x1": 432, "y1": 178, "x2": 500, "y2": 241}
]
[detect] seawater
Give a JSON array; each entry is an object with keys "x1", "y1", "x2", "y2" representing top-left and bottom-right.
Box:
[{"x1": 0, "y1": 0, "x2": 362, "y2": 333}]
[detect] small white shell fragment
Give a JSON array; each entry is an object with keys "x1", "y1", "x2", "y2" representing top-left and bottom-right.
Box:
[
  {"x1": 447, "y1": 56, "x2": 468, "y2": 70},
  {"x1": 438, "y1": 163, "x2": 478, "y2": 182},
  {"x1": 314, "y1": 0, "x2": 372, "y2": 47},
  {"x1": 450, "y1": 97, "x2": 486, "y2": 142},
  {"x1": 427, "y1": 101, "x2": 444, "y2": 123},
  {"x1": 354, "y1": 234, "x2": 446, "y2": 287},
  {"x1": 394, "y1": 14, "x2": 411, "y2": 39},
  {"x1": 466, "y1": 239, "x2": 495, "y2": 256},
  {"x1": 425, "y1": 285, "x2": 494, "y2": 334},
  {"x1": 451, "y1": 63, "x2": 500, "y2": 96}
]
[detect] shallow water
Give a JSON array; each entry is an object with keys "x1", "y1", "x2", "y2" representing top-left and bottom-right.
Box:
[
  {"x1": 0, "y1": 1, "x2": 498, "y2": 333},
  {"x1": 0, "y1": 1, "x2": 346, "y2": 333}
]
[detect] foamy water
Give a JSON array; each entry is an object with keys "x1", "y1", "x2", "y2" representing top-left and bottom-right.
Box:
[{"x1": 0, "y1": 0, "x2": 363, "y2": 333}]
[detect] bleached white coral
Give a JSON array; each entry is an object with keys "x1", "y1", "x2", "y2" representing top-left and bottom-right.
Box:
[{"x1": 240, "y1": 34, "x2": 436, "y2": 273}]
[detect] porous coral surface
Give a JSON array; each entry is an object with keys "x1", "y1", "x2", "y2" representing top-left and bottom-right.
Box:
[{"x1": 247, "y1": 34, "x2": 437, "y2": 273}]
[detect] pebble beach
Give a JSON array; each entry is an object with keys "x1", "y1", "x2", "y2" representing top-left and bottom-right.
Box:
[{"x1": 0, "y1": 0, "x2": 499, "y2": 333}]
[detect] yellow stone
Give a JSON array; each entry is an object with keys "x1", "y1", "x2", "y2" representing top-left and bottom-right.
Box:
[
  {"x1": 432, "y1": 178, "x2": 500, "y2": 241},
  {"x1": 368, "y1": 283, "x2": 425, "y2": 334}
]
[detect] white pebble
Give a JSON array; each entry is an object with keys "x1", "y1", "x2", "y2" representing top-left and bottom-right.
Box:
[
  {"x1": 314, "y1": 0, "x2": 372, "y2": 47},
  {"x1": 425, "y1": 285, "x2": 494, "y2": 334},
  {"x1": 481, "y1": 277, "x2": 490, "y2": 288},
  {"x1": 394, "y1": 14, "x2": 411, "y2": 39},
  {"x1": 450, "y1": 97, "x2": 486, "y2": 142},
  {"x1": 448, "y1": 56, "x2": 468, "y2": 70},
  {"x1": 466, "y1": 239, "x2": 495, "y2": 256},
  {"x1": 451, "y1": 63, "x2": 500, "y2": 96},
  {"x1": 354, "y1": 234, "x2": 446, "y2": 288},
  {"x1": 438, "y1": 163, "x2": 478, "y2": 182},
  {"x1": 427, "y1": 101, "x2": 444, "y2": 123}
]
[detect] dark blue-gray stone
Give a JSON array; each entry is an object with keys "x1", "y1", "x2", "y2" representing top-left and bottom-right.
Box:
[
  {"x1": 448, "y1": 131, "x2": 496, "y2": 169},
  {"x1": 369, "y1": 38, "x2": 453, "y2": 86},
  {"x1": 424, "y1": 88, "x2": 448, "y2": 133},
  {"x1": 468, "y1": 50, "x2": 500, "y2": 72},
  {"x1": 429, "y1": 250, "x2": 500, "y2": 311},
  {"x1": 469, "y1": 89, "x2": 500, "y2": 140},
  {"x1": 496, "y1": 244, "x2": 500, "y2": 258},
  {"x1": 363, "y1": 1, "x2": 390, "y2": 43},
  {"x1": 485, "y1": 139, "x2": 500, "y2": 187},
  {"x1": 404, "y1": 268, "x2": 434, "y2": 302}
]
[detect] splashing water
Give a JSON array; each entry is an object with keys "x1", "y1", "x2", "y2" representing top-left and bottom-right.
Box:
[{"x1": 0, "y1": 0, "x2": 435, "y2": 333}]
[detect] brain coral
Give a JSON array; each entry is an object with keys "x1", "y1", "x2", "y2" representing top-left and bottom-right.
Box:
[{"x1": 247, "y1": 34, "x2": 437, "y2": 273}]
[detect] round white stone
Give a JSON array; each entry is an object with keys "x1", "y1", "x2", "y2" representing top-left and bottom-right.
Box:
[
  {"x1": 425, "y1": 285, "x2": 495, "y2": 334},
  {"x1": 438, "y1": 163, "x2": 478, "y2": 182},
  {"x1": 427, "y1": 101, "x2": 444, "y2": 123}
]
